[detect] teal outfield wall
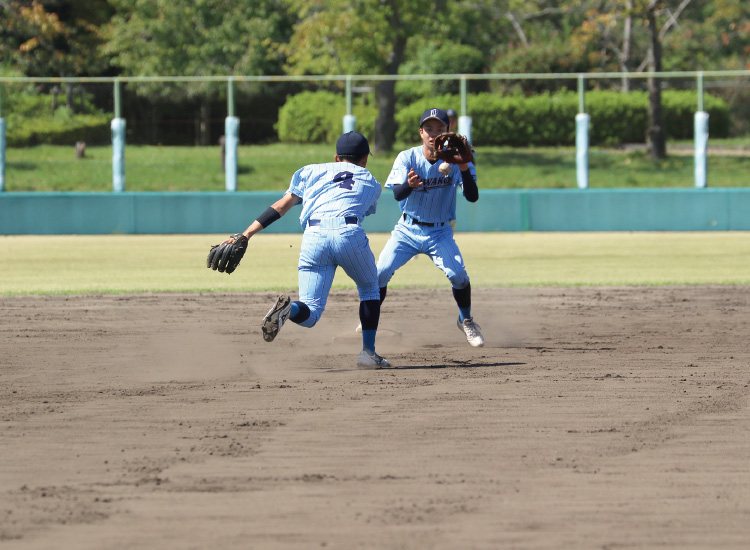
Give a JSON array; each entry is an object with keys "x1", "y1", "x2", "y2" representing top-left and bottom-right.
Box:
[{"x1": 2, "y1": 189, "x2": 750, "y2": 235}]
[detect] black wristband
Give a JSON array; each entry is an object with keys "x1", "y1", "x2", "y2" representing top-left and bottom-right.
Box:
[{"x1": 256, "y1": 207, "x2": 281, "y2": 228}]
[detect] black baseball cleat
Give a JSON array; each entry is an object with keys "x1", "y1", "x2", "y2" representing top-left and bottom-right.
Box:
[{"x1": 262, "y1": 295, "x2": 292, "y2": 342}]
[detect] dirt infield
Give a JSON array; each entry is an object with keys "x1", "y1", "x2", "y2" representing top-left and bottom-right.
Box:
[{"x1": 2, "y1": 287, "x2": 749, "y2": 549}]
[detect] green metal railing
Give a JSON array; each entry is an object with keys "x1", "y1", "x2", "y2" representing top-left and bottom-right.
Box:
[
  {"x1": 2, "y1": 68, "x2": 747, "y2": 116},
  {"x1": 1, "y1": 69, "x2": 748, "y2": 193}
]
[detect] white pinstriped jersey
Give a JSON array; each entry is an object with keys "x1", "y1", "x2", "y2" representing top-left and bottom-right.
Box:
[
  {"x1": 384, "y1": 146, "x2": 477, "y2": 224},
  {"x1": 288, "y1": 162, "x2": 382, "y2": 227}
]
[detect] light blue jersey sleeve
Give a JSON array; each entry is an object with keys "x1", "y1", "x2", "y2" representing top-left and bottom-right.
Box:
[
  {"x1": 384, "y1": 150, "x2": 411, "y2": 190},
  {"x1": 287, "y1": 166, "x2": 306, "y2": 199}
]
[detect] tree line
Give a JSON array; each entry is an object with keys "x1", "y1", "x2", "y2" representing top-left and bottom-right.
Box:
[{"x1": 1, "y1": 0, "x2": 749, "y2": 156}]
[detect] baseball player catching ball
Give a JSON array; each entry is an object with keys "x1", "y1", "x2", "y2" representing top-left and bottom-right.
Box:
[
  {"x1": 375, "y1": 108, "x2": 484, "y2": 347},
  {"x1": 217, "y1": 132, "x2": 390, "y2": 369}
]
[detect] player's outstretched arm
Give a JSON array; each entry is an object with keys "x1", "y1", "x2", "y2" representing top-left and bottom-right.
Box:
[
  {"x1": 207, "y1": 192, "x2": 300, "y2": 274},
  {"x1": 220, "y1": 192, "x2": 300, "y2": 245},
  {"x1": 246, "y1": 192, "x2": 300, "y2": 237}
]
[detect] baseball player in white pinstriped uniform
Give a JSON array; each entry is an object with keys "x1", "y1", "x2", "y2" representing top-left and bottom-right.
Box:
[
  {"x1": 228, "y1": 132, "x2": 390, "y2": 369},
  {"x1": 375, "y1": 108, "x2": 484, "y2": 347}
]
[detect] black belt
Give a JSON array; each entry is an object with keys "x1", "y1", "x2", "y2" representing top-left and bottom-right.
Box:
[
  {"x1": 403, "y1": 213, "x2": 444, "y2": 227},
  {"x1": 308, "y1": 216, "x2": 358, "y2": 227}
]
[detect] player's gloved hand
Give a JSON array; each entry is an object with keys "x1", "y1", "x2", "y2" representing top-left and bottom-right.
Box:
[
  {"x1": 206, "y1": 233, "x2": 248, "y2": 274},
  {"x1": 434, "y1": 133, "x2": 474, "y2": 165}
]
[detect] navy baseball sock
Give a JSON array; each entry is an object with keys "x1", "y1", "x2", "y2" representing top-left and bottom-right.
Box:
[
  {"x1": 360, "y1": 299, "x2": 381, "y2": 352},
  {"x1": 362, "y1": 330, "x2": 377, "y2": 354},
  {"x1": 359, "y1": 299, "x2": 380, "y2": 330},
  {"x1": 289, "y1": 301, "x2": 310, "y2": 324},
  {"x1": 452, "y1": 284, "x2": 472, "y2": 322}
]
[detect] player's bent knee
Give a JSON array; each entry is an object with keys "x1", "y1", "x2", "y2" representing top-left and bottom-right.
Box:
[
  {"x1": 297, "y1": 307, "x2": 323, "y2": 328},
  {"x1": 450, "y1": 276, "x2": 470, "y2": 289},
  {"x1": 377, "y1": 272, "x2": 394, "y2": 288},
  {"x1": 357, "y1": 284, "x2": 380, "y2": 303}
]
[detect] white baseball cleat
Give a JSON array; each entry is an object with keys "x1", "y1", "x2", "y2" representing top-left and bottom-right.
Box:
[
  {"x1": 457, "y1": 316, "x2": 484, "y2": 347},
  {"x1": 262, "y1": 295, "x2": 292, "y2": 342},
  {"x1": 356, "y1": 349, "x2": 391, "y2": 369}
]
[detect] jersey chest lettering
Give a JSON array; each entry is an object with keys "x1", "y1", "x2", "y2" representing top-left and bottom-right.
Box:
[{"x1": 419, "y1": 175, "x2": 452, "y2": 190}]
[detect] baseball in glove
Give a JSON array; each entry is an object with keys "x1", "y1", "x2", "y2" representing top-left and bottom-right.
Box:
[
  {"x1": 434, "y1": 132, "x2": 474, "y2": 165},
  {"x1": 206, "y1": 233, "x2": 248, "y2": 274}
]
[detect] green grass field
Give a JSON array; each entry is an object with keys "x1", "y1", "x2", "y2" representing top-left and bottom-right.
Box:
[
  {"x1": 4, "y1": 143, "x2": 749, "y2": 294},
  {"x1": 4, "y1": 142, "x2": 750, "y2": 192},
  {"x1": 2, "y1": 232, "x2": 750, "y2": 295}
]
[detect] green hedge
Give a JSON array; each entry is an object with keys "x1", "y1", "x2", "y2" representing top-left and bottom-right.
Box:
[
  {"x1": 279, "y1": 90, "x2": 729, "y2": 147},
  {"x1": 276, "y1": 90, "x2": 378, "y2": 144},
  {"x1": 3, "y1": 84, "x2": 112, "y2": 147},
  {"x1": 396, "y1": 93, "x2": 577, "y2": 145},
  {"x1": 6, "y1": 114, "x2": 111, "y2": 147}
]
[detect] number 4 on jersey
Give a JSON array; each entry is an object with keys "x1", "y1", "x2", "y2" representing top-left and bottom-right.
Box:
[{"x1": 333, "y1": 171, "x2": 355, "y2": 190}]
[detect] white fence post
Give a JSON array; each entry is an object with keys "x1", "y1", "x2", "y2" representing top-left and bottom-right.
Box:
[
  {"x1": 224, "y1": 116, "x2": 239, "y2": 191},
  {"x1": 576, "y1": 114, "x2": 590, "y2": 190},
  {"x1": 111, "y1": 118, "x2": 126, "y2": 192},
  {"x1": 111, "y1": 79, "x2": 125, "y2": 192},
  {"x1": 694, "y1": 111, "x2": 709, "y2": 188},
  {"x1": 458, "y1": 116, "x2": 472, "y2": 143},
  {"x1": 343, "y1": 114, "x2": 356, "y2": 133}
]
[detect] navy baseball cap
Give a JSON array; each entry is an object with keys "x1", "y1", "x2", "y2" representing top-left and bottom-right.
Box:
[
  {"x1": 446, "y1": 109, "x2": 457, "y2": 117},
  {"x1": 336, "y1": 132, "x2": 370, "y2": 156},
  {"x1": 419, "y1": 108, "x2": 450, "y2": 128}
]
